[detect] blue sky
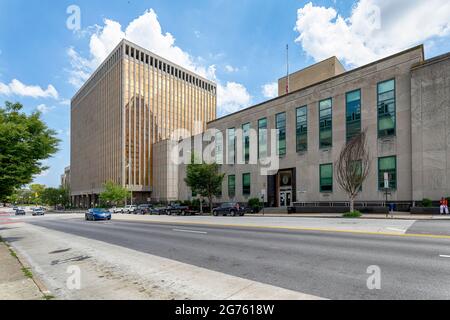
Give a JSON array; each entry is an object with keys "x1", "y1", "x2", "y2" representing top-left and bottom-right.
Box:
[{"x1": 1, "y1": 0, "x2": 449, "y2": 187}]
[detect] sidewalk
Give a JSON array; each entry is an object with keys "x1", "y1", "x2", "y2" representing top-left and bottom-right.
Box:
[
  {"x1": 250, "y1": 212, "x2": 450, "y2": 220},
  {"x1": 0, "y1": 238, "x2": 44, "y2": 300}
]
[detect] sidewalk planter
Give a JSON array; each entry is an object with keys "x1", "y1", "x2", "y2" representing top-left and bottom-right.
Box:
[{"x1": 410, "y1": 207, "x2": 440, "y2": 215}]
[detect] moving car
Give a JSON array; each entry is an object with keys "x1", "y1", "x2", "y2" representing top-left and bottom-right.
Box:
[
  {"x1": 212, "y1": 202, "x2": 245, "y2": 216},
  {"x1": 85, "y1": 208, "x2": 112, "y2": 221},
  {"x1": 32, "y1": 208, "x2": 45, "y2": 216},
  {"x1": 15, "y1": 208, "x2": 26, "y2": 216}
]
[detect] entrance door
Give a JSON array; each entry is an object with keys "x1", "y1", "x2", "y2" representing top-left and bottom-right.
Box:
[{"x1": 279, "y1": 191, "x2": 292, "y2": 207}]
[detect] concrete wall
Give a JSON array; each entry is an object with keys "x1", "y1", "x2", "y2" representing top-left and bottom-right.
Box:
[
  {"x1": 152, "y1": 139, "x2": 179, "y2": 202},
  {"x1": 278, "y1": 57, "x2": 345, "y2": 96},
  {"x1": 411, "y1": 53, "x2": 450, "y2": 200},
  {"x1": 203, "y1": 46, "x2": 424, "y2": 204}
]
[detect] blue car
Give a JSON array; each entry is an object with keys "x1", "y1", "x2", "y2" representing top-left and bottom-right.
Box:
[{"x1": 85, "y1": 208, "x2": 111, "y2": 221}]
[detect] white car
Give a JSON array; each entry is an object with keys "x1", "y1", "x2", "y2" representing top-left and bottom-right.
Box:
[
  {"x1": 122, "y1": 205, "x2": 137, "y2": 214},
  {"x1": 32, "y1": 208, "x2": 45, "y2": 216},
  {"x1": 110, "y1": 207, "x2": 125, "y2": 214}
]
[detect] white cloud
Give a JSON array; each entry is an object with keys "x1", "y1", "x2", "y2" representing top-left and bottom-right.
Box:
[
  {"x1": 217, "y1": 82, "x2": 252, "y2": 116},
  {"x1": 261, "y1": 82, "x2": 278, "y2": 99},
  {"x1": 225, "y1": 65, "x2": 239, "y2": 73},
  {"x1": 68, "y1": 8, "x2": 251, "y2": 116},
  {"x1": 59, "y1": 99, "x2": 71, "y2": 106},
  {"x1": 0, "y1": 79, "x2": 59, "y2": 99},
  {"x1": 36, "y1": 104, "x2": 55, "y2": 114},
  {"x1": 294, "y1": 0, "x2": 450, "y2": 67}
]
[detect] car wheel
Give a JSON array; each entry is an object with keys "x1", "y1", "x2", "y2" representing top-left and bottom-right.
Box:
[
  {"x1": 213, "y1": 210, "x2": 218, "y2": 216},
  {"x1": 230, "y1": 210, "x2": 236, "y2": 217},
  {"x1": 85, "y1": 215, "x2": 88, "y2": 221}
]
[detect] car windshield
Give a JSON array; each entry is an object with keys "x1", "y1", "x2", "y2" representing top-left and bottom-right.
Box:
[{"x1": 93, "y1": 208, "x2": 108, "y2": 213}]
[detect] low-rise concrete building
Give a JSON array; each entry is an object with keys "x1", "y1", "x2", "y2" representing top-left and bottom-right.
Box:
[{"x1": 171, "y1": 45, "x2": 450, "y2": 209}]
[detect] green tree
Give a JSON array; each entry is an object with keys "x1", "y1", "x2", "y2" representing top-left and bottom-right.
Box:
[
  {"x1": 41, "y1": 187, "x2": 70, "y2": 208},
  {"x1": 184, "y1": 159, "x2": 224, "y2": 213},
  {"x1": 0, "y1": 102, "x2": 59, "y2": 201},
  {"x1": 11, "y1": 189, "x2": 33, "y2": 204},
  {"x1": 99, "y1": 181, "x2": 130, "y2": 207},
  {"x1": 30, "y1": 184, "x2": 46, "y2": 205}
]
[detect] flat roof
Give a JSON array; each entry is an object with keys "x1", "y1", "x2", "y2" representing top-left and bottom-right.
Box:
[{"x1": 209, "y1": 44, "x2": 424, "y2": 124}]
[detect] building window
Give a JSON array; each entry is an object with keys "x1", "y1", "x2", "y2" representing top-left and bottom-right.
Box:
[
  {"x1": 215, "y1": 131, "x2": 223, "y2": 164},
  {"x1": 296, "y1": 106, "x2": 308, "y2": 152},
  {"x1": 227, "y1": 128, "x2": 236, "y2": 164},
  {"x1": 319, "y1": 98, "x2": 332, "y2": 149},
  {"x1": 243, "y1": 173, "x2": 251, "y2": 196},
  {"x1": 258, "y1": 118, "x2": 267, "y2": 159},
  {"x1": 377, "y1": 79, "x2": 396, "y2": 138},
  {"x1": 228, "y1": 175, "x2": 236, "y2": 198},
  {"x1": 242, "y1": 123, "x2": 250, "y2": 164},
  {"x1": 320, "y1": 164, "x2": 333, "y2": 192},
  {"x1": 125, "y1": 45, "x2": 129, "y2": 56},
  {"x1": 346, "y1": 89, "x2": 361, "y2": 142},
  {"x1": 276, "y1": 112, "x2": 286, "y2": 156},
  {"x1": 378, "y1": 156, "x2": 397, "y2": 190}
]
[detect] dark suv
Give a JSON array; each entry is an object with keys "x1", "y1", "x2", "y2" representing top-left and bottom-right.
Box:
[
  {"x1": 137, "y1": 204, "x2": 154, "y2": 215},
  {"x1": 212, "y1": 202, "x2": 245, "y2": 216}
]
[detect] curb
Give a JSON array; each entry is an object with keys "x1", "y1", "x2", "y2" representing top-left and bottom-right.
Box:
[
  {"x1": 113, "y1": 216, "x2": 450, "y2": 240},
  {"x1": 4, "y1": 241, "x2": 53, "y2": 299}
]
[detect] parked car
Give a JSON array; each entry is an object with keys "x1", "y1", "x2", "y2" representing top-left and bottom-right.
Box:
[
  {"x1": 110, "y1": 207, "x2": 125, "y2": 214},
  {"x1": 122, "y1": 205, "x2": 138, "y2": 214},
  {"x1": 85, "y1": 208, "x2": 111, "y2": 221},
  {"x1": 137, "y1": 204, "x2": 154, "y2": 215},
  {"x1": 165, "y1": 203, "x2": 191, "y2": 216},
  {"x1": 15, "y1": 208, "x2": 26, "y2": 216},
  {"x1": 212, "y1": 202, "x2": 245, "y2": 216},
  {"x1": 32, "y1": 208, "x2": 45, "y2": 216}
]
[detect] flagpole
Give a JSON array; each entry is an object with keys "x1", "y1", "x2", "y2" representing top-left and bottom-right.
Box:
[{"x1": 286, "y1": 44, "x2": 290, "y2": 95}]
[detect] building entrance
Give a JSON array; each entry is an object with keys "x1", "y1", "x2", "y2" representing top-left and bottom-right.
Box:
[{"x1": 279, "y1": 190, "x2": 292, "y2": 207}]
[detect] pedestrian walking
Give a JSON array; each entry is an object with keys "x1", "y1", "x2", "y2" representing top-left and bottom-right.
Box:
[{"x1": 440, "y1": 197, "x2": 449, "y2": 215}]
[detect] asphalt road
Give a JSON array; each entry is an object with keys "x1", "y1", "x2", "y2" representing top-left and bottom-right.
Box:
[{"x1": 29, "y1": 217, "x2": 450, "y2": 300}]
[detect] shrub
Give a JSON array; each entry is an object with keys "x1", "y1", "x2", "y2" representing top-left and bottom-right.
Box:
[
  {"x1": 422, "y1": 198, "x2": 433, "y2": 207},
  {"x1": 248, "y1": 198, "x2": 262, "y2": 213},
  {"x1": 343, "y1": 211, "x2": 362, "y2": 218}
]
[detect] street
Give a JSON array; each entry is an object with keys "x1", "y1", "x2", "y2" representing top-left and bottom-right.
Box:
[{"x1": 1, "y1": 212, "x2": 450, "y2": 300}]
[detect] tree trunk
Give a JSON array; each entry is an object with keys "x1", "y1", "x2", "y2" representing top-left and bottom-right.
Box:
[
  {"x1": 209, "y1": 195, "x2": 213, "y2": 214},
  {"x1": 350, "y1": 196, "x2": 355, "y2": 213},
  {"x1": 199, "y1": 196, "x2": 203, "y2": 214}
]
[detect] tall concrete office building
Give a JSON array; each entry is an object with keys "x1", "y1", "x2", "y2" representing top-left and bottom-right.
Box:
[{"x1": 71, "y1": 39, "x2": 217, "y2": 207}]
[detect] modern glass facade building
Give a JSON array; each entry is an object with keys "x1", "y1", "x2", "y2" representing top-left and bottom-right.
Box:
[{"x1": 71, "y1": 39, "x2": 217, "y2": 207}]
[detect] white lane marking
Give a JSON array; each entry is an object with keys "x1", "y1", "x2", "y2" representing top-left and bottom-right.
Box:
[
  {"x1": 439, "y1": 255, "x2": 450, "y2": 258},
  {"x1": 173, "y1": 228, "x2": 208, "y2": 235},
  {"x1": 386, "y1": 227, "x2": 406, "y2": 232}
]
